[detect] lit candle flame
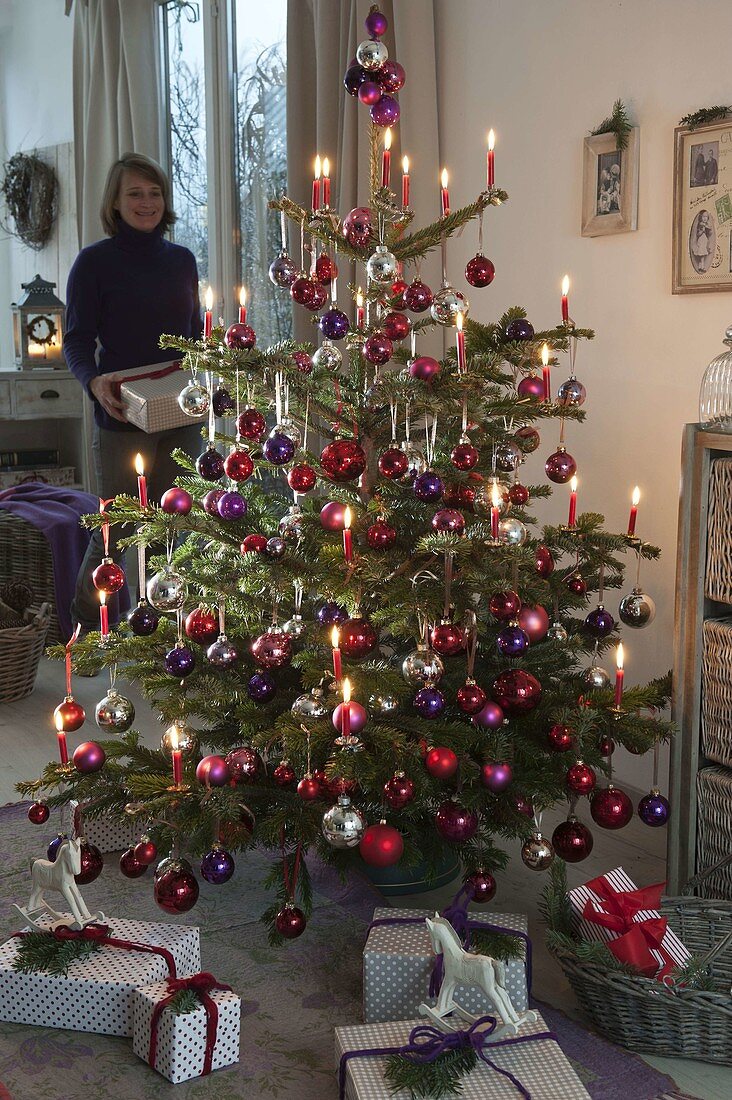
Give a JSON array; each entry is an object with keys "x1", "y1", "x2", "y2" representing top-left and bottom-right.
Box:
[
  {"x1": 616, "y1": 643, "x2": 624, "y2": 671},
  {"x1": 402, "y1": 155, "x2": 409, "y2": 174},
  {"x1": 204, "y1": 286, "x2": 213, "y2": 311},
  {"x1": 456, "y1": 311, "x2": 463, "y2": 333},
  {"x1": 54, "y1": 711, "x2": 64, "y2": 733},
  {"x1": 134, "y1": 453, "x2": 144, "y2": 476},
  {"x1": 343, "y1": 506, "x2": 352, "y2": 530},
  {"x1": 356, "y1": 288, "x2": 363, "y2": 308},
  {"x1": 570, "y1": 475, "x2": 578, "y2": 492},
  {"x1": 168, "y1": 721, "x2": 179, "y2": 751},
  {"x1": 239, "y1": 286, "x2": 247, "y2": 308},
  {"x1": 343, "y1": 677, "x2": 351, "y2": 704},
  {"x1": 331, "y1": 625, "x2": 340, "y2": 649},
  {"x1": 384, "y1": 129, "x2": 392, "y2": 151},
  {"x1": 541, "y1": 342, "x2": 550, "y2": 367},
  {"x1": 488, "y1": 129, "x2": 495, "y2": 151},
  {"x1": 314, "y1": 154, "x2": 321, "y2": 180},
  {"x1": 561, "y1": 274, "x2": 570, "y2": 296},
  {"x1": 491, "y1": 481, "x2": 501, "y2": 509},
  {"x1": 322, "y1": 156, "x2": 330, "y2": 177},
  {"x1": 440, "y1": 167, "x2": 449, "y2": 189},
  {"x1": 632, "y1": 486, "x2": 641, "y2": 507}
]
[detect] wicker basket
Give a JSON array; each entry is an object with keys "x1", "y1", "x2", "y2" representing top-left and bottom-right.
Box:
[
  {"x1": 0, "y1": 512, "x2": 63, "y2": 644},
  {"x1": 550, "y1": 858, "x2": 732, "y2": 1063},
  {"x1": 701, "y1": 618, "x2": 732, "y2": 767},
  {"x1": 0, "y1": 602, "x2": 50, "y2": 703},
  {"x1": 706, "y1": 457, "x2": 732, "y2": 603},
  {"x1": 697, "y1": 766, "x2": 732, "y2": 899}
]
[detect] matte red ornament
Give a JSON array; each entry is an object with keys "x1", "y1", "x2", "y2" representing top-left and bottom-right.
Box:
[
  {"x1": 251, "y1": 630, "x2": 292, "y2": 669},
  {"x1": 382, "y1": 311, "x2": 411, "y2": 341},
  {"x1": 566, "y1": 761, "x2": 597, "y2": 795},
  {"x1": 408, "y1": 355, "x2": 441, "y2": 382},
  {"x1": 75, "y1": 841, "x2": 103, "y2": 885},
  {"x1": 224, "y1": 448, "x2": 254, "y2": 482},
  {"x1": 430, "y1": 621, "x2": 466, "y2": 656},
  {"x1": 591, "y1": 785, "x2": 634, "y2": 829},
  {"x1": 185, "y1": 606, "x2": 219, "y2": 644},
  {"x1": 566, "y1": 572, "x2": 587, "y2": 596},
  {"x1": 383, "y1": 773, "x2": 415, "y2": 810},
  {"x1": 552, "y1": 817, "x2": 594, "y2": 862},
  {"x1": 72, "y1": 741, "x2": 106, "y2": 774},
  {"x1": 359, "y1": 822, "x2": 404, "y2": 867},
  {"x1": 363, "y1": 332, "x2": 393, "y2": 365},
  {"x1": 465, "y1": 254, "x2": 495, "y2": 287},
  {"x1": 224, "y1": 322, "x2": 256, "y2": 350},
  {"x1": 53, "y1": 697, "x2": 86, "y2": 732},
  {"x1": 517, "y1": 375, "x2": 544, "y2": 400},
  {"x1": 547, "y1": 723, "x2": 574, "y2": 752},
  {"x1": 288, "y1": 463, "x2": 317, "y2": 493},
  {"x1": 450, "y1": 441, "x2": 479, "y2": 470},
  {"x1": 320, "y1": 500, "x2": 347, "y2": 529},
  {"x1": 425, "y1": 746, "x2": 458, "y2": 779},
  {"x1": 297, "y1": 775, "x2": 321, "y2": 801},
  {"x1": 517, "y1": 604, "x2": 550, "y2": 643},
  {"x1": 435, "y1": 799, "x2": 478, "y2": 843},
  {"x1": 154, "y1": 864, "x2": 200, "y2": 913},
  {"x1": 534, "y1": 544, "x2": 555, "y2": 578},
  {"x1": 195, "y1": 754, "x2": 231, "y2": 787},
  {"x1": 241, "y1": 534, "x2": 267, "y2": 554},
  {"x1": 160, "y1": 487, "x2": 194, "y2": 514},
  {"x1": 92, "y1": 559, "x2": 125, "y2": 594},
  {"x1": 466, "y1": 870, "x2": 497, "y2": 903},
  {"x1": 275, "y1": 904, "x2": 306, "y2": 938},
  {"x1": 320, "y1": 439, "x2": 367, "y2": 482},
  {"x1": 491, "y1": 669, "x2": 542, "y2": 715},
  {"x1": 134, "y1": 838, "x2": 158, "y2": 865},
  {"x1": 119, "y1": 847, "x2": 148, "y2": 878},
  {"x1": 237, "y1": 408, "x2": 266, "y2": 441},
  {"x1": 367, "y1": 520, "x2": 397, "y2": 548},
  {"x1": 378, "y1": 447, "x2": 409, "y2": 480},
  {"x1": 509, "y1": 483, "x2": 530, "y2": 506},
  {"x1": 488, "y1": 590, "x2": 521, "y2": 622},
  {"x1": 456, "y1": 681, "x2": 487, "y2": 715},
  {"x1": 28, "y1": 801, "x2": 50, "y2": 825},
  {"x1": 339, "y1": 616, "x2": 378, "y2": 659},
  {"x1": 274, "y1": 761, "x2": 296, "y2": 787},
  {"x1": 314, "y1": 253, "x2": 338, "y2": 285}
]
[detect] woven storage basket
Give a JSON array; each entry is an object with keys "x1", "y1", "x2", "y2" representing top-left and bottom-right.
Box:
[
  {"x1": 0, "y1": 512, "x2": 62, "y2": 644},
  {"x1": 697, "y1": 766, "x2": 732, "y2": 899},
  {"x1": 0, "y1": 602, "x2": 50, "y2": 703},
  {"x1": 701, "y1": 618, "x2": 732, "y2": 766},
  {"x1": 549, "y1": 857, "x2": 732, "y2": 1063},
  {"x1": 706, "y1": 457, "x2": 732, "y2": 603}
]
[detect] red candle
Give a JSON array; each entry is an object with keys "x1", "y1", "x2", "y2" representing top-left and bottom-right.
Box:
[
  {"x1": 322, "y1": 157, "x2": 331, "y2": 208},
  {"x1": 614, "y1": 644, "x2": 625, "y2": 708},
  {"x1": 55, "y1": 712, "x2": 69, "y2": 766},
  {"x1": 356, "y1": 289, "x2": 365, "y2": 330},
  {"x1": 381, "y1": 129, "x2": 392, "y2": 188},
  {"x1": 561, "y1": 275, "x2": 570, "y2": 323},
  {"x1": 401, "y1": 155, "x2": 410, "y2": 207},
  {"x1": 331, "y1": 626, "x2": 342, "y2": 681},
  {"x1": 204, "y1": 286, "x2": 213, "y2": 338},
  {"x1": 541, "y1": 343, "x2": 551, "y2": 402},
  {"x1": 456, "y1": 312, "x2": 466, "y2": 373},
  {"x1": 341, "y1": 678, "x2": 352, "y2": 739},
  {"x1": 343, "y1": 506, "x2": 353, "y2": 563},
  {"x1": 99, "y1": 592, "x2": 109, "y2": 639},
  {"x1": 490, "y1": 482, "x2": 500, "y2": 540},
  {"x1": 172, "y1": 748, "x2": 183, "y2": 787},
  {"x1": 487, "y1": 129, "x2": 495, "y2": 187},
  {"x1": 440, "y1": 168, "x2": 450, "y2": 217},
  {"x1": 134, "y1": 453, "x2": 148, "y2": 508},
  {"x1": 312, "y1": 155, "x2": 321, "y2": 212},
  {"x1": 628, "y1": 486, "x2": 640, "y2": 536},
  {"x1": 238, "y1": 287, "x2": 247, "y2": 324},
  {"x1": 568, "y1": 476, "x2": 578, "y2": 528}
]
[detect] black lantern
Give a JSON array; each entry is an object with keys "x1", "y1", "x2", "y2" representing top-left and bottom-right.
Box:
[{"x1": 11, "y1": 274, "x2": 65, "y2": 369}]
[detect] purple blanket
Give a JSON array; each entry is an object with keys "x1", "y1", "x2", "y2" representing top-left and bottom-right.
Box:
[{"x1": 0, "y1": 482, "x2": 129, "y2": 639}]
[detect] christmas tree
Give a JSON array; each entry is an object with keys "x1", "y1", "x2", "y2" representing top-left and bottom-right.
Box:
[{"x1": 22, "y1": 6, "x2": 670, "y2": 941}]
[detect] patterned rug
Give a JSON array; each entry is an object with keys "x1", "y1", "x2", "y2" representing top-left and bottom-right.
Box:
[{"x1": 0, "y1": 803, "x2": 693, "y2": 1100}]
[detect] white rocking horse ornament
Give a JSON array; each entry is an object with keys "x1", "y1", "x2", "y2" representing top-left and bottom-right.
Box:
[
  {"x1": 420, "y1": 913, "x2": 537, "y2": 1039},
  {"x1": 13, "y1": 837, "x2": 106, "y2": 932}
]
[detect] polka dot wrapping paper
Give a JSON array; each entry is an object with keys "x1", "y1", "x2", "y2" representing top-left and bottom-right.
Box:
[
  {"x1": 363, "y1": 908, "x2": 529, "y2": 1025},
  {"x1": 0, "y1": 916, "x2": 200, "y2": 1036},
  {"x1": 335, "y1": 1015, "x2": 591, "y2": 1099},
  {"x1": 68, "y1": 801, "x2": 136, "y2": 854},
  {"x1": 132, "y1": 979, "x2": 240, "y2": 1084}
]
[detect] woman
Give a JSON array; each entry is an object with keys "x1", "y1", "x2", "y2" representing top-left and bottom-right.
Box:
[{"x1": 64, "y1": 152, "x2": 203, "y2": 631}]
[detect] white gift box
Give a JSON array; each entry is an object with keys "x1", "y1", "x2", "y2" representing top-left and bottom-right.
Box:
[
  {"x1": 363, "y1": 907, "x2": 529, "y2": 1024},
  {"x1": 114, "y1": 361, "x2": 206, "y2": 434},
  {"x1": 132, "y1": 978, "x2": 241, "y2": 1084},
  {"x1": 0, "y1": 916, "x2": 200, "y2": 1036},
  {"x1": 68, "y1": 800, "x2": 136, "y2": 853},
  {"x1": 335, "y1": 1014, "x2": 590, "y2": 1099}
]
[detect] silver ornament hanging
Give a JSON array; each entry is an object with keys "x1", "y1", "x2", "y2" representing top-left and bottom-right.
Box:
[
  {"x1": 356, "y1": 38, "x2": 388, "y2": 70},
  {"x1": 618, "y1": 588, "x2": 656, "y2": 629},
  {"x1": 146, "y1": 566, "x2": 187, "y2": 611},
  {"x1": 583, "y1": 665, "x2": 611, "y2": 690},
  {"x1": 177, "y1": 380, "x2": 210, "y2": 417},
  {"x1": 279, "y1": 505, "x2": 304, "y2": 541},
  {"x1": 269, "y1": 250, "x2": 297, "y2": 289},
  {"x1": 368, "y1": 692, "x2": 400, "y2": 715},
  {"x1": 160, "y1": 719, "x2": 199, "y2": 758},
  {"x1": 494, "y1": 440, "x2": 522, "y2": 472},
  {"x1": 321, "y1": 794, "x2": 366, "y2": 849},
  {"x1": 366, "y1": 245, "x2": 398, "y2": 285},
  {"x1": 547, "y1": 620, "x2": 569, "y2": 644},
  {"x1": 273, "y1": 417, "x2": 302, "y2": 448},
  {"x1": 400, "y1": 443, "x2": 427, "y2": 482},
  {"x1": 291, "y1": 691, "x2": 329, "y2": 720},
  {"x1": 282, "y1": 614, "x2": 307, "y2": 640},
  {"x1": 402, "y1": 646, "x2": 445, "y2": 686},
  {"x1": 155, "y1": 854, "x2": 193, "y2": 880},
  {"x1": 474, "y1": 480, "x2": 510, "y2": 517},
  {"x1": 556, "y1": 378, "x2": 587, "y2": 407},
  {"x1": 312, "y1": 341, "x2": 343, "y2": 373},
  {"x1": 498, "y1": 517, "x2": 527, "y2": 546},
  {"x1": 265, "y1": 536, "x2": 286, "y2": 558},
  {"x1": 206, "y1": 634, "x2": 238, "y2": 668},
  {"x1": 521, "y1": 831, "x2": 555, "y2": 871},
  {"x1": 95, "y1": 689, "x2": 135, "y2": 732},
  {"x1": 430, "y1": 286, "x2": 470, "y2": 326}
]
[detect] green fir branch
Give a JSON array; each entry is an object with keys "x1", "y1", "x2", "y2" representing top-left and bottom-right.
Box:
[
  {"x1": 679, "y1": 106, "x2": 732, "y2": 130},
  {"x1": 590, "y1": 99, "x2": 632, "y2": 150},
  {"x1": 167, "y1": 989, "x2": 202, "y2": 1015},
  {"x1": 385, "y1": 1046, "x2": 477, "y2": 1098},
  {"x1": 12, "y1": 931, "x2": 101, "y2": 976}
]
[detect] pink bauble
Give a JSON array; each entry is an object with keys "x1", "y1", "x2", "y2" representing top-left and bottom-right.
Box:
[
  {"x1": 160, "y1": 487, "x2": 194, "y2": 515},
  {"x1": 517, "y1": 604, "x2": 550, "y2": 643},
  {"x1": 473, "y1": 701, "x2": 505, "y2": 729},
  {"x1": 517, "y1": 375, "x2": 544, "y2": 400},
  {"x1": 481, "y1": 761, "x2": 513, "y2": 793},
  {"x1": 409, "y1": 356, "x2": 441, "y2": 382},
  {"x1": 431, "y1": 509, "x2": 465, "y2": 535},
  {"x1": 320, "y1": 501, "x2": 347, "y2": 530},
  {"x1": 343, "y1": 206, "x2": 373, "y2": 249},
  {"x1": 72, "y1": 741, "x2": 106, "y2": 774},
  {"x1": 250, "y1": 630, "x2": 292, "y2": 669},
  {"x1": 195, "y1": 754, "x2": 231, "y2": 787},
  {"x1": 332, "y1": 701, "x2": 368, "y2": 734}
]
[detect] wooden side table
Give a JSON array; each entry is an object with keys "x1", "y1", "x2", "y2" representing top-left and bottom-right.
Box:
[{"x1": 0, "y1": 367, "x2": 91, "y2": 489}]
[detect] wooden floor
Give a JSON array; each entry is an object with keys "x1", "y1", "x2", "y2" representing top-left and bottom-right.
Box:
[{"x1": 2, "y1": 658, "x2": 731, "y2": 1100}]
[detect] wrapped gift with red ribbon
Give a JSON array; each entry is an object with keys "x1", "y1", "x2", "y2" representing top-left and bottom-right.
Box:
[
  {"x1": 568, "y1": 867, "x2": 690, "y2": 979},
  {"x1": 112, "y1": 360, "x2": 207, "y2": 433},
  {"x1": 133, "y1": 971, "x2": 240, "y2": 1084}
]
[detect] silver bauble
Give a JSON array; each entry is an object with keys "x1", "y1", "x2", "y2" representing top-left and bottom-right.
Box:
[
  {"x1": 366, "y1": 245, "x2": 398, "y2": 285},
  {"x1": 494, "y1": 440, "x2": 522, "y2": 472},
  {"x1": 474, "y1": 480, "x2": 510, "y2": 517},
  {"x1": 95, "y1": 689, "x2": 135, "y2": 732},
  {"x1": 160, "y1": 719, "x2": 199, "y2": 759},
  {"x1": 498, "y1": 517, "x2": 527, "y2": 546},
  {"x1": 430, "y1": 286, "x2": 470, "y2": 326},
  {"x1": 368, "y1": 692, "x2": 400, "y2": 715},
  {"x1": 265, "y1": 536, "x2": 286, "y2": 558},
  {"x1": 402, "y1": 646, "x2": 445, "y2": 686},
  {"x1": 356, "y1": 38, "x2": 388, "y2": 70},
  {"x1": 321, "y1": 794, "x2": 366, "y2": 849},
  {"x1": 279, "y1": 505, "x2": 304, "y2": 541},
  {"x1": 155, "y1": 854, "x2": 193, "y2": 880},
  {"x1": 282, "y1": 614, "x2": 307, "y2": 640},
  {"x1": 400, "y1": 443, "x2": 427, "y2": 482},
  {"x1": 273, "y1": 417, "x2": 302, "y2": 448},
  {"x1": 146, "y1": 566, "x2": 187, "y2": 611},
  {"x1": 547, "y1": 620, "x2": 569, "y2": 644},
  {"x1": 177, "y1": 380, "x2": 210, "y2": 417},
  {"x1": 521, "y1": 831, "x2": 555, "y2": 871},
  {"x1": 206, "y1": 634, "x2": 238, "y2": 668},
  {"x1": 556, "y1": 377, "x2": 587, "y2": 407},
  {"x1": 312, "y1": 340, "x2": 343, "y2": 373},
  {"x1": 583, "y1": 665, "x2": 611, "y2": 691},
  {"x1": 269, "y1": 250, "x2": 297, "y2": 288},
  {"x1": 291, "y1": 691, "x2": 329, "y2": 720},
  {"x1": 618, "y1": 588, "x2": 656, "y2": 629}
]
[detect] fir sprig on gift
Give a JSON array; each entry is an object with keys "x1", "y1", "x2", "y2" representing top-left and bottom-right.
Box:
[
  {"x1": 167, "y1": 989, "x2": 202, "y2": 1015},
  {"x1": 385, "y1": 1045, "x2": 477, "y2": 1099},
  {"x1": 12, "y1": 930, "x2": 100, "y2": 976},
  {"x1": 467, "y1": 929, "x2": 524, "y2": 962}
]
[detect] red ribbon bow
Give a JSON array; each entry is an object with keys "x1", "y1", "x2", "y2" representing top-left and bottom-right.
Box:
[
  {"x1": 111, "y1": 361, "x2": 183, "y2": 400},
  {"x1": 14, "y1": 922, "x2": 177, "y2": 977},
  {"x1": 581, "y1": 875, "x2": 674, "y2": 978},
  {"x1": 148, "y1": 971, "x2": 232, "y2": 1076}
]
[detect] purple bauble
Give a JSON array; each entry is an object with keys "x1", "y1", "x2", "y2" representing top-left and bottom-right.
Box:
[
  {"x1": 319, "y1": 307, "x2": 351, "y2": 340},
  {"x1": 409, "y1": 355, "x2": 441, "y2": 382},
  {"x1": 332, "y1": 700, "x2": 368, "y2": 733},
  {"x1": 481, "y1": 761, "x2": 513, "y2": 793},
  {"x1": 196, "y1": 754, "x2": 231, "y2": 787},
  {"x1": 496, "y1": 624, "x2": 530, "y2": 657},
  {"x1": 316, "y1": 601, "x2": 348, "y2": 626},
  {"x1": 378, "y1": 59, "x2": 405, "y2": 93},
  {"x1": 371, "y1": 94, "x2": 400, "y2": 127},
  {"x1": 517, "y1": 375, "x2": 544, "y2": 400},
  {"x1": 584, "y1": 606, "x2": 615, "y2": 637},
  {"x1": 413, "y1": 471, "x2": 444, "y2": 502},
  {"x1": 413, "y1": 686, "x2": 446, "y2": 718},
  {"x1": 344, "y1": 63, "x2": 369, "y2": 96},
  {"x1": 545, "y1": 447, "x2": 577, "y2": 484},
  {"x1": 200, "y1": 846, "x2": 235, "y2": 885},
  {"x1": 505, "y1": 318, "x2": 535, "y2": 341},
  {"x1": 263, "y1": 432, "x2": 296, "y2": 465},
  {"x1": 365, "y1": 8, "x2": 388, "y2": 36},
  {"x1": 247, "y1": 670, "x2": 276, "y2": 702},
  {"x1": 638, "y1": 790, "x2": 670, "y2": 827},
  {"x1": 127, "y1": 601, "x2": 160, "y2": 636},
  {"x1": 212, "y1": 386, "x2": 234, "y2": 416},
  {"x1": 224, "y1": 322, "x2": 256, "y2": 350},
  {"x1": 206, "y1": 635, "x2": 238, "y2": 668},
  {"x1": 196, "y1": 446, "x2": 225, "y2": 481},
  {"x1": 160, "y1": 487, "x2": 194, "y2": 515},
  {"x1": 358, "y1": 80, "x2": 382, "y2": 106},
  {"x1": 473, "y1": 701, "x2": 505, "y2": 730},
  {"x1": 269, "y1": 251, "x2": 298, "y2": 288},
  {"x1": 72, "y1": 740, "x2": 106, "y2": 774},
  {"x1": 164, "y1": 644, "x2": 196, "y2": 678},
  {"x1": 435, "y1": 800, "x2": 479, "y2": 843},
  {"x1": 202, "y1": 488, "x2": 226, "y2": 515},
  {"x1": 217, "y1": 490, "x2": 248, "y2": 520},
  {"x1": 47, "y1": 834, "x2": 67, "y2": 862}
]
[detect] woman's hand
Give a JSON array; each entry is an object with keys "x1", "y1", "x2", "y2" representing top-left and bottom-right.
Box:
[{"x1": 89, "y1": 374, "x2": 128, "y2": 422}]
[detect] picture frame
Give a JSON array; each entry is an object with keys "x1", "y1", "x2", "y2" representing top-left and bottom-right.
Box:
[
  {"x1": 673, "y1": 117, "x2": 732, "y2": 294},
  {"x1": 581, "y1": 127, "x2": 639, "y2": 238}
]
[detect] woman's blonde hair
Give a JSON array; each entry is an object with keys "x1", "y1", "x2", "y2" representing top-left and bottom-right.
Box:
[{"x1": 100, "y1": 152, "x2": 176, "y2": 236}]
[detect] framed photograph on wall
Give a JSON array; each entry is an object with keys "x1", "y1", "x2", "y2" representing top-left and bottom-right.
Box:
[
  {"x1": 673, "y1": 118, "x2": 732, "y2": 293},
  {"x1": 581, "y1": 127, "x2": 640, "y2": 237}
]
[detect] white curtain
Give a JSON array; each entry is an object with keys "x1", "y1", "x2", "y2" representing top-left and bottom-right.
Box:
[{"x1": 72, "y1": 0, "x2": 163, "y2": 247}]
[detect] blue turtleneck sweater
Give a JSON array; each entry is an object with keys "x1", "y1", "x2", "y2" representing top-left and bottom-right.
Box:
[{"x1": 64, "y1": 218, "x2": 201, "y2": 431}]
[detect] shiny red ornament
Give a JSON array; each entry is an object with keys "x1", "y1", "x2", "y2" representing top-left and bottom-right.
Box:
[
  {"x1": 514, "y1": 425, "x2": 541, "y2": 454},
  {"x1": 275, "y1": 904, "x2": 306, "y2": 938},
  {"x1": 547, "y1": 723, "x2": 574, "y2": 752},
  {"x1": 287, "y1": 463, "x2": 317, "y2": 493},
  {"x1": 383, "y1": 773, "x2": 415, "y2": 810},
  {"x1": 292, "y1": 350, "x2": 313, "y2": 374},
  {"x1": 119, "y1": 847, "x2": 148, "y2": 878},
  {"x1": 466, "y1": 869, "x2": 497, "y2": 903},
  {"x1": 226, "y1": 746, "x2": 262, "y2": 782},
  {"x1": 431, "y1": 509, "x2": 465, "y2": 535},
  {"x1": 491, "y1": 669, "x2": 542, "y2": 715},
  {"x1": 290, "y1": 274, "x2": 318, "y2": 308},
  {"x1": 92, "y1": 559, "x2": 125, "y2": 594},
  {"x1": 508, "y1": 483, "x2": 530, "y2": 506},
  {"x1": 28, "y1": 801, "x2": 49, "y2": 825},
  {"x1": 566, "y1": 761, "x2": 597, "y2": 795},
  {"x1": 75, "y1": 841, "x2": 103, "y2": 885},
  {"x1": 73, "y1": 741, "x2": 106, "y2": 774},
  {"x1": 363, "y1": 332, "x2": 393, "y2": 365},
  {"x1": 320, "y1": 500, "x2": 347, "y2": 530},
  {"x1": 552, "y1": 817, "x2": 594, "y2": 862},
  {"x1": 488, "y1": 590, "x2": 521, "y2": 622},
  {"x1": 224, "y1": 322, "x2": 256, "y2": 350},
  {"x1": 598, "y1": 735, "x2": 615, "y2": 756},
  {"x1": 566, "y1": 572, "x2": 587, "y2": 596},
  {"x1": 360, "y1": 822, "x2": 404, "y2": 867},
  {"x1": 297, "y1": 775, "x2": 321, "y2": 801},
  {"x1": 382, "y1": 311, "x2": 411, "y2": 341},
  {"x1": 185, "y1": 606, "x2": 219, "y2": 644},
  {"x1": 367, "y1": 520, "x2": 397, "y2": 549},
  {"x1": 134, "y1": 837, "x2": 158, "y2": 865},
  {"x1": 251, "y1": 630, "x2": 292, "y2": 669},
  {"x1": 320, "y1": 439, "x2": 367, "y2": 482},
  {"x1": 517, "y1": 604, "x2": 550, "y2": 643},
  {"x1": 274, "y1": 761, "x2": 296, "y2": 787},
  {"x1": 329, "y1": 775, "x2": 359, "y2": 797},
  {"x1": 435, "y1": 799, "x2": 478, "y2": 843},
  {"x1": 456, "y1": 681, "x2": 487, "y2": 715},
  {"x1": 430, "y1": 621, "x2": 465, "y2": 656},
  {"x1": 314, "y1": 253, "x2": 338, "y2": 285},
  {"x1": 513, "y1": 793, "x2": 534, "y2": 817},
  {"x1": 224, "y1": 448, "x2": 254, "y2": 482},
  {"x1": 425, "y1": 746, "x2": 459, "y2": 779},
  {"x1": 53, "y1": 696, "x2": 86, "y2": 732},
  {"x1": 241, "y1": 533, "x2": 267, "y2": 554},
  {"x1": 465, "y1": 254, "x2": 496, "y2": 287},
  {"x1": 404, "y1": 279, "x2": 433, "y2": 312},
  {"x1": 339, "y1": 616, "x2": 377, "y2": 659},
  {"x1": 534, "y1": 544, "x2": 555, "y2": 578},
  {"x1": 391, "y1": 279, "x2": 408, "y2": 308},
  {"x1": 591, "y1": 786, "x2": 634, "y2": 829},
  {"x1": 154, "y1": 864, "x2": 200, "y2": 913},
  {"x1": 378, "y1": 447, "x2": 409, "y2": 480},
  {"x1": 443, "y1": 483, "x2": 476, "y2": 511},
  {"x1": 236, "y1": 408, "x2": 266, "y2": 441},
  {"x1": 451, "y1": 441, "x2": 479, "y2": 470}
]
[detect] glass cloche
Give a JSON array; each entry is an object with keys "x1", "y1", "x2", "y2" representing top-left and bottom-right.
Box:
[{"x1": 700, "y1": 324, "x2": 732, "y2": 431}]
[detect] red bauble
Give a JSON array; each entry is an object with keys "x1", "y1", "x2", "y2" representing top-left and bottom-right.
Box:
[
  {"x1": 404, "y1": 279, "x2": 433, "y2": 312},
  {"x1": 509, "y1": 483, "x2": 530, "y2": 506},
  {"x1": 598, "y1": 735, "x2": 615, "y2": 756},
  {"x1": 275, "y1": 904, "x2": 306, "y2": 938},
  {"x1": 481, "y1": 761, "x2": 513, "y2": 793},
  {"x1": 435, "y1": 799, "x2": 478, "y2": 843},
  {"x1": 408, "y1": 355, "x2": 441, "y2": 383},
  {"x1": 75, "y1": 841, "x2": 103, "y2": 885},
  {"x1": 431, "y1": 509, "x2": 465, "y2": 535},
  {"x1": 383, "y1": 773, "x2": 415, "y2": 810},
  {"x1": 391, "y1": 278, "x2": 408, "y2": 308},
  {"x1": 591, "y1": 786, "x2": 634, "y2": 829},
  {"x1": 320, "y1": 500, "x2": 347, "y2": 530},
  {"x1": 92, "y1": 559, "x2": 125, "y2": 594},
  {"x1": 456, "y1": 681, "x2": 487, "y2": 715},
  {"x1": 237, "y1": 408, "x2": 266, "y2": 441},
  {"x1": 425, "y1": 746, "x2": 458, "y2": 779},
  {"x1": 297, "y1": 776, "x2": 321, "y2": 801},
  {"x1": 290, "y1": 274, "x2": 318, "y2": 308},
  {"x1": 552, "y1": 817, "x2": 594, "y2": 862},
  {"x1": 465, "y1": 253, "x2": 496, "y2": 287},
  {"x1": 73, "y1": 741, "x2": 106, "y2": 774},
  {"x1": 314, "y1": 253, "x2": 338, "y2": 285},
  {"x1": 27, "y1": 801, "x2": 49, "y2": 825},
  {"x1": 185, "y1": 606, "x2": 219, "y2": 644},
  {"x1": 517, "y1": 374, "x2": 544, "y2": 400},
  {"x1": 430, "y1": 621, "x2": 465, "y2": 656},
  {"x1": 332, "y1": 700, "x2": 368, "y2": 733},
  {"x1": 224, "y1": 322, "x2": 256, "y2": 350},
  {"x1": 363, "y1": 332, "x2": 394, "y2": 365},
  {"x1": 226, "y1": 746, "x2": 262, "y2": 782},
  {"x1": 53, "y1": 697, "x2": 86, "y2": 732},
  {"x1": 274, "y1": 761, "x2": 296, "y2": 787},
  {"x1": 134, "y1": 837, "x2": 158, "y2": 865},
  {"x1": 367, "y1": 520, "x2": 397, "y2": 549},
  {"x1": 517, "y1": 604, "x2": 550, "y2": 643},
  {"x1": 224, "y1": 448, "x2": 254, "y2": 482},
  {"x1": 488, "y1": 590, "x2": 521, "y2": 622},
  {"x1": 320, "y1": 439, "x2": 367, "y2": 482},
  {"x1": 288, "y1": 463, "x2": 317, "y2": 493},
  {"x1": 547, "y1": 723, "x2": 574, "y2": 752},
  {"x1": 535, "y1": 545, "x2": 555, "y2": 579},
  {"x1": 360, "y1": 822, "x2": 404, "y2": 867},
  {"x1": 154, "y1": 864, "x2": 200, "y2": 913},
  {"x1": 378, "y1": 447, "x2": 409, "y2": 480},
  {"x1": 339, "y1": 616, "x2": 377, "y2": 659},
  {"x1": 513, "y1": 793, "x2": 534, "y2": 817},
  {"x1": 241, "y1": 533, "x2": 268, "y2": 554},
  {"x1": 292, "y1": 350, "x2": 313, "y2": 374},
  {"x1": 382, "y1": 311, "x2": 411, "y2": 341},
  {"x1": 443, "y1": 483, "x2": 476, "y2": 511},
  {"x1": 119, "y1": 847, "x2": 148, "y2": 878},
  {"x1": 196, "y1": 754, "x2": 231, "y2": 787},
  {"x1": 566, "y1": 761, "x2": 597, "y2": 795},
  {"x1": 329, "y1": 775, "x2": 359, "y2": 797},
  {"x1": 466, "y1": 870, "x2": 497, "y2": 903},
  {"x1": 251, "y1": 630, "x2": 292, "y2": 669},
  {"x1": 451, "y1": 441, "x2": 479, "y2": 470},
  {"x1": 491, "y1": 669, "x2": 542, "y2": 715}
]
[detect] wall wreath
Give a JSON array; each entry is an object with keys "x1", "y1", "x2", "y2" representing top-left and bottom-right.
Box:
[{"x1": 1, "y1": 152, "x2": 58, "y2": 251}]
